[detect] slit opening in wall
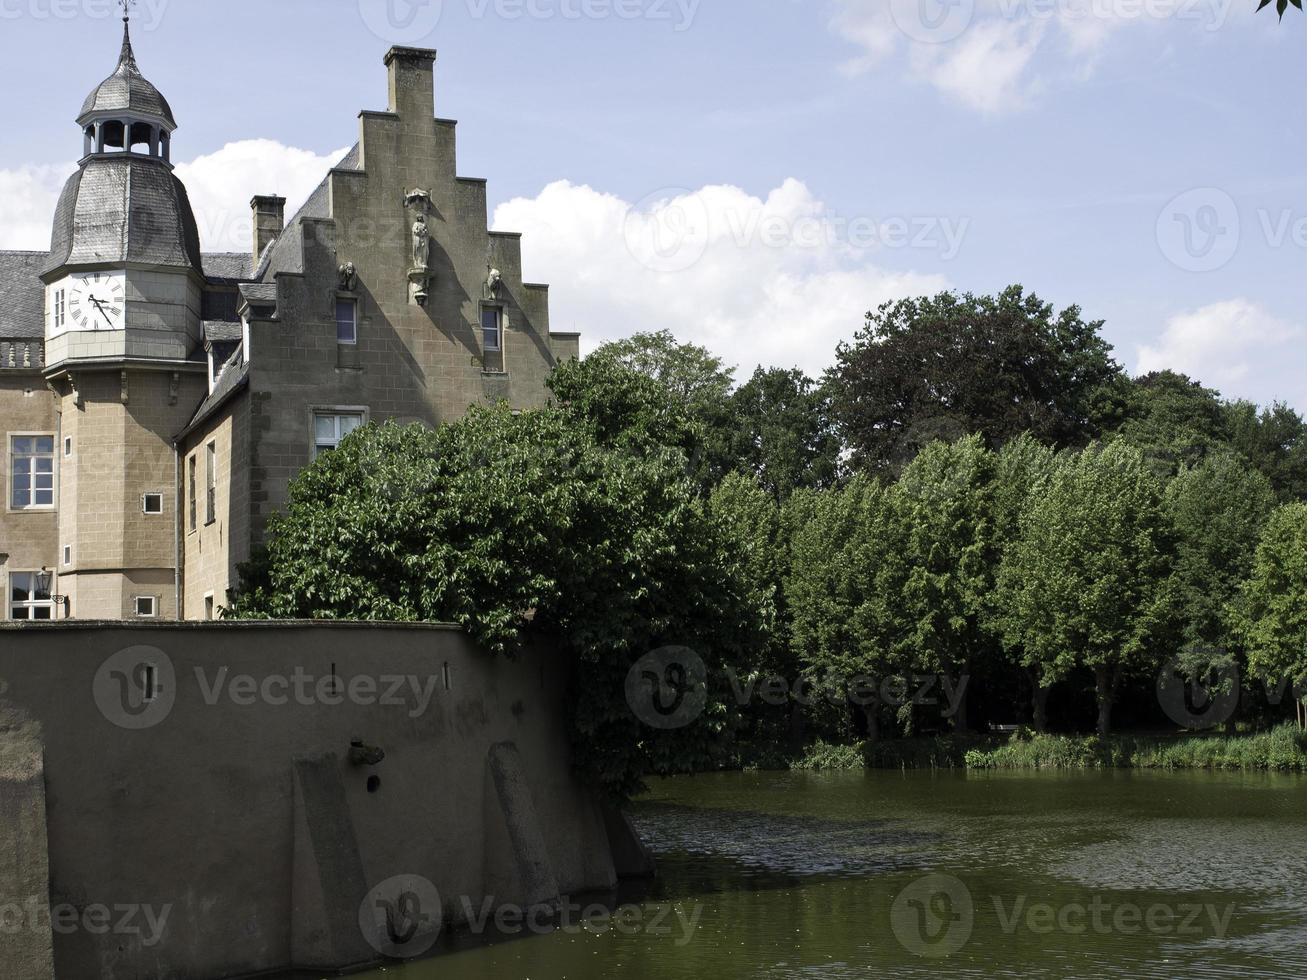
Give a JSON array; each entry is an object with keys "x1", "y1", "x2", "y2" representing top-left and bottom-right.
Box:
[
  {"x1": 142, "y1": 663, "x2": 158, "y2": 703},
  {"x1": 442, "y1": 662, "x2": 451, "y2": 692},
  {"x1": 367, "y1": 775, "x2": 381, "y2": 794}
]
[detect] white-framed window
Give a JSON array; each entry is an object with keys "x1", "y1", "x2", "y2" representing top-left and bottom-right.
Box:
[
  {"x1": 134, "y1": 595, "x2": 157, "y2": 619},
  {"x1": 9, "y1": 572, "x2": 53, "y2": 620},
  {"x1": 481, "y1": 307, "x2": 502, "y2": 352},
  {"x1": 203, "y1": 593, "x2": 215, "y2": 621},
  {"x1": 313, "y1": 412, "x2": 364, "y2": 459},
  {"x1": 336, "y1": 299, "x2": 358, "y2": 345},
  {"x1": 63, "y1": 437, "x2": 72, "y2": 457},
  {"x1": 143, "y1": 492, "x2": 163, "y2": 515},
  {"x1": 62, "y1": 545, "x2": 71, "y2": 567},
  {"x1": 53, "y1": 289, "x2": 66, "y2": 330},
  {"x1": 205, "y1": 442, "x2": 216, "y2": 525},
  {"x1": 10, "y1": 435, "x2": 55, "y2": 510}
]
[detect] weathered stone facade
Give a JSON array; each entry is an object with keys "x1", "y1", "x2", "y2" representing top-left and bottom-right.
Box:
[{"x1": 0, "y1": 28, "x2": 577, "y2": 621}]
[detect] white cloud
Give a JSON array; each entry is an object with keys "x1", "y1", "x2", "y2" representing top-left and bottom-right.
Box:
[
  {"x1": 1136, "y1": 299, "x2": 1302, "y2": 402},
  {"x1": 830, "y1": 0, "x2": 1232, "y2": 115},
  {"x1": 175, "y1": 140, "x2": 351, "y2": 252},
  {"x1": 0, "y1": 141, "x2": 350, "y2": 253},
  {"x1": 493, "y1": 179, "x2": 950, "y2": 377},
  {"x1": 0, "y1": 163, "x2": 75, "y2": 251}
]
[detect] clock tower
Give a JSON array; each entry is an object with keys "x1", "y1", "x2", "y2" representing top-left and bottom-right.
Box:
[{"x1": 40, "y1": 9, "x2": 209, "y2": 620}]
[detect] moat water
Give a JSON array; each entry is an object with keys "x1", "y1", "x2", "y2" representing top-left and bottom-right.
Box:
[{"x1": 355, "y1": 769, "x2": 1307, "y2": 978}]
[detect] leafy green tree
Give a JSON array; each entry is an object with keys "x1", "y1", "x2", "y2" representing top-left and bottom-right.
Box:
[
  {"x1": 1113, "y1": 371, "x2": 1230, "y2": 476},
  {"x1": 598, "y1": 329, "x2": 736, "y2": 407},
  {"x1": 1225, "y1": 400, "x2": 1307, "y2": 502},
  {"x1": 557, "y1": 331, "x2": 738, "y2": 487},
  {"x1": 1165, "y1": 454, "x2": 1276, "y2": 650},
  {"x1": 890, "y1": 436, "x2": 999, "y2": 733},
  {"x1": 728, "y1": 367, "x2": 841, "y2": 499},
  {"x1": 828, "y1": 286, "x2": 1122, "y2": 472},
  {"x1": 1259, "y1": 0, "x2": 1302, "y2": 21},
  {"x1": 986, "y1": 434, "x2": 1058, "y2": 730},
  {"x1": 230, "y1": 411, "x2": 769, "y2": 798},
  {"x1": 1236, "y1": 503, "x2": 1307, "y2": 716},
  {"x1": 785, "y1": 476, "x2": 904, "y2": 741},
  {"x1": 995, "y1": 443, "x2": 1174, "y2": 734},
  {"x1": 546, "y1": 353, "x2": 702, "y2": 461}
]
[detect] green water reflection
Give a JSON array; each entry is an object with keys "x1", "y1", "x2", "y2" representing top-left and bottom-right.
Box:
[{"x1": 351, "y1": 769, "x2": 1307, "y2": 979}]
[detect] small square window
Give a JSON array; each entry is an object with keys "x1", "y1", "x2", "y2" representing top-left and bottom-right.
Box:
[
  {"x1": 313, "y1": 412, "x2": 364, "y2": 459},
  {"x1": 336, "y1": 299, "x2": 358, "y2": 345},
  {"x1": 134, "y1": 596, "x2": 157, "y2": 619},
  {"x1": 143, "y1": 492, "x2": 164, "y2": 515}
]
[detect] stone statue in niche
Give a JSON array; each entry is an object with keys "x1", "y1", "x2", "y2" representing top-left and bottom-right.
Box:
[
  {"x1": 337, "y1": 262, "x2": 357, "y2": 291},
  {"x1": 484, "y1": 267, "x2": 502, "y2": 301},
  {"x1": 404, "y1": 189, "x2": 433, "y2": 306},
  {"x1": 412, "y1": 214, "x2": 430, "y2": 271}
]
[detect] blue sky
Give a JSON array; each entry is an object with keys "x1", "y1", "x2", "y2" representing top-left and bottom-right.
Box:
[{"x1": 2, "y1": 0, "x2": 1303, "y2": 409}]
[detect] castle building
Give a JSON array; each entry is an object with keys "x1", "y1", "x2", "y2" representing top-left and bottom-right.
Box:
[{"x1": 0, "y1": 19, "x2": 578, "y2": 621}]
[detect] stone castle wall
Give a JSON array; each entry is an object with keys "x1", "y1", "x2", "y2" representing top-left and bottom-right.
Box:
[{"x1": 0, "y1": 621, "x2": 632, "y2": 979}]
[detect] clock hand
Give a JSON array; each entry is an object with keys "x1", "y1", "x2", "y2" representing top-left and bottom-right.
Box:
[{"x1": 89, "y1": 297, "x2": 110, "y2": 328}]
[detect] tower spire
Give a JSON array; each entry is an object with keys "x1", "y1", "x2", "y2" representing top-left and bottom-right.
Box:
[{"x1": 117, "y1": 0, "x2": 138, "y2": 74}]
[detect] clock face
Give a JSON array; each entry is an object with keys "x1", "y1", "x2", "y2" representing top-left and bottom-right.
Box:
[{"x1": 66, "y1": 272, "x2": 126, "y2": 332}]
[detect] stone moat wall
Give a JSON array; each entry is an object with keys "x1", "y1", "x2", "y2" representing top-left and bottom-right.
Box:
[{"x1": 0, "y1": 622, "x2": 640, "y2": 979}]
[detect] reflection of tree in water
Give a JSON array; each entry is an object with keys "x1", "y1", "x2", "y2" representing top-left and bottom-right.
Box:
[{"x1": 631, "y1": 801, "x2": 938, "y2": 883}]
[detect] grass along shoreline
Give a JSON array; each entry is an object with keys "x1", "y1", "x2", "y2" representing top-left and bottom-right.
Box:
[{"x1": 773, "y1": 725, "x2": 1307, "y2": 773}]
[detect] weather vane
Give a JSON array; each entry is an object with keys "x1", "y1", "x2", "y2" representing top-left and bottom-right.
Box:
[{"x1": 119, "y1": 0, "x2": 135, "y2": 22}]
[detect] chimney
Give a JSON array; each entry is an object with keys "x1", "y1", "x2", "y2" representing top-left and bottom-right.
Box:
[
  {"x1": 250, "y1": 195, "x2": 286, "y2": 268},
  {"x1": 385, "y1": 46, "x2": 437, "y2": 121}
]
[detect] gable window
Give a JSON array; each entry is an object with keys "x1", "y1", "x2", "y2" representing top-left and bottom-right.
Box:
[
  {"x1": 313, "y1": 412, "x2": 364, "y2": 459},
  {"x1": 205, "y1": 442, "x2": 216, "y2": 525},
  {"x1": 481, "y1": 308, "x2": 502, "y2": 352},
  {"x1": 336, "y1": 299, "x2": 358, "y2": 345},
  {"x1": 188, "y1": 455, "x2": 197, "y2": 531},
  {"x1": 10, "y1": 435, "x2": 55, "y2": 510},
  {"x1": 10, "y1": 572, "x2": 53, "y2": 620}
]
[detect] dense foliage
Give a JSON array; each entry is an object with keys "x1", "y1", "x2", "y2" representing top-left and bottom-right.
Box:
[
  {"x1": 826, "y1": 286, "x2": 1122, "y2": 472},
  {"x1": 236, "y1": 290, "x2": 1307, "y2": 793}
]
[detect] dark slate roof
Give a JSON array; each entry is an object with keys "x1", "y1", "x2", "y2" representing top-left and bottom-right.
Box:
[
  {"x1": 256, "y1": 144, "x2": 361, "y2": 282},
  {"x1": 203, "y1": 253, "x2": 252, "y2": 281},
  {"x1": 202, "y1": 321, "x2": 242, "y2": 344},
  {"x1": 45, "y1": 157, "x2": 203, "y2": 275},
  {"x1": 79, "y1": 22, "x2": 176, "y2": 129},
  {"x1": 0, "y1": 252, "x2": 47, "y2": 339},
  {"x1": 182, "y1": 344, "x2": 248, "y2": 437},
  {"x1": 238, "y1": 282, "x2": 277, "y2": 308}
]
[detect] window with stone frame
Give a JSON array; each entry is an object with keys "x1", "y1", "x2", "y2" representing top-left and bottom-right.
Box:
[
  {"x1": 336, "y1": 299, "x2": 358, "y2": 345},
  {"x1": 313, "y1": 412, "x2": 364, "y2": 459},
  {"x1": 10, "y1": 435, "x2": 55, "y2": 510},
  {"x1": 9, "y1": 572, "x2": 53, "y2": 620}
]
